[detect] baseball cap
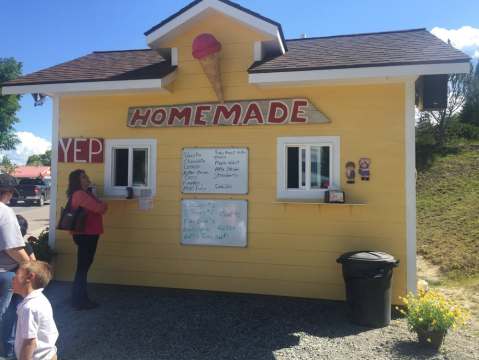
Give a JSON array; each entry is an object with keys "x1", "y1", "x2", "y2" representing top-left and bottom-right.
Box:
[{"x1": 0, "y1": 173, "x2": 18, "y2": 191}]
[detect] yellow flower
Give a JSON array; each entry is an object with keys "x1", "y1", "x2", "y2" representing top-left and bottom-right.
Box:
[{"x1": 427, "y1": 338, "x2": 432, "y2": 343}]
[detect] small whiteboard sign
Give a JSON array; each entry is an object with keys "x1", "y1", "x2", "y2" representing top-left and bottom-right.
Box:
[
  {"x1": 182, "y1": 148, "x2": 248, "y2": 194},
  {"x1": 181, "y1": 200, "x2": 247, "y2": 247}
]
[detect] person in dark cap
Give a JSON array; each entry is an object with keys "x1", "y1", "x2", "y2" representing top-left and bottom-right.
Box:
[{"x1": 0, "y1": 174, "x2": 30, "y2": 357}]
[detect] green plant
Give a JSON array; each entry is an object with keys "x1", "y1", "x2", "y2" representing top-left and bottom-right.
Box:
[
  {"x1": 398, "y1": 290, "x2": 469, "y2": 333},
  {"x1": 28, "y1": 227, "x2": 55, "y2": 263}
]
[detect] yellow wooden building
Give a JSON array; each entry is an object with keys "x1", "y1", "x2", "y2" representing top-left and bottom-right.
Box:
[{"x1": 2, "y1": 0, "x2": 470, "y2": 302}]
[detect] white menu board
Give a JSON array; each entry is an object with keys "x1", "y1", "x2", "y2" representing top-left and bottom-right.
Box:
[
  {"x1": 182, "y1": 148, "x2": 248, "y2": 194},
  {"x1": 181, "y1": 200, "x2": 247, "y2": 247}
]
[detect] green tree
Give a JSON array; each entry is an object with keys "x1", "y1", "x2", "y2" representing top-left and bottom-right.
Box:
[
  {"x1": 26, "y1": 150, "x2": 51, "y2": 166},
  {"x1": 460, "y1": 64, "x2": 479, "y2": 126},
  {"x1": 420, "y1": 73, "x2": 472, "y2": 147},
  {"x1": 0, "y1": 58, "x2": 22, "y2": 151},
  {"x1": 0, "y1": 155, "x2": 16, "y2": 175}
]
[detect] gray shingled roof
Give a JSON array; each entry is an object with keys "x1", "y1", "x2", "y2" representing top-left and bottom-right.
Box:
[
  {"x1": 2, "y1": 29, "x2": 470, "y2": 88},
  {"x1": 3, "y1": 49, "x2": 176, "y2": 86},
  {"x1": 249, "y1": 29, "x2": 470, "y2": 73}
]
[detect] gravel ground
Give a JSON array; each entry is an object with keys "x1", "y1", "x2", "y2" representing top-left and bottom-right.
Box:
[{"x1": 45, "y1": 281, "x2": 478, "y2": 360}]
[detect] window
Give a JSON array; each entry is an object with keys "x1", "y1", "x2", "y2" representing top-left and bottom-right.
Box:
[
  {"x1": 104, "y1": 139, "x2": 157, "y2": 197},
  {"x1": 277, "y1": 137, "x2": 340, "y2": 200}
]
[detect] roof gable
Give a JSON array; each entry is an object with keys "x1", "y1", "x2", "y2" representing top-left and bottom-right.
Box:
[{"x1": 145, "y1": 0, "x2": 286, "y2": 54}]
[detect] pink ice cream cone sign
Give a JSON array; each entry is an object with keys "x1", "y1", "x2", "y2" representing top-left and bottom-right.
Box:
[{"x1": 192, "y1": 33, "x2": 224, "y2": 102}]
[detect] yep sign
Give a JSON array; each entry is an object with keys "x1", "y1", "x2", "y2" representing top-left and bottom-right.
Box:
[{"x1": 58, "y1": 138, "x2": 104, "y2": 163}]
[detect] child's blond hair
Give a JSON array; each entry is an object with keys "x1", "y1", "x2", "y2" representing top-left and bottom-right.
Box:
[{"x1": 20, "y1": 261, "x2": 53, "y2": 289}]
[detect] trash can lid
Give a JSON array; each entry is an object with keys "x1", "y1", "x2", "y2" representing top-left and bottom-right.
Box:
[{"x1": 336, "y1": 251, "x2": 399, "y2": 265}]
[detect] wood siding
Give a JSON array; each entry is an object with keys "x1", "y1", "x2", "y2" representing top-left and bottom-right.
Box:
[{"x1": 54, "y1": 12, "x2": 407, "y2": 301}]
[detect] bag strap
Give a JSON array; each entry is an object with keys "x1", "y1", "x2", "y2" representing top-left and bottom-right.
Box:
[{"x1": 65, "y1": 194, "x2": 73, "y2": 209}]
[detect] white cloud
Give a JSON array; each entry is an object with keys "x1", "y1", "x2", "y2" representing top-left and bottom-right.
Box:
[
  {"x1": 1, "y1": 132, "x2": 51, "y2": 165},
  {"x1": 431, "y1": 26, "x2": 479, "y2": 59}
]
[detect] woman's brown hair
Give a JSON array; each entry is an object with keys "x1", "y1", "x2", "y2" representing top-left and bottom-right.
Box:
[{"x1": 67, "y1": 169, "x2": 85, "y2": 197}]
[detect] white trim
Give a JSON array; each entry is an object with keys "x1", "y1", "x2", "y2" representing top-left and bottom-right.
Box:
[
  {"x1": 253, "y1": 41, "x2": 263, "y2": 62},
  {"x1": 146, "y1": 0, "x2": 285, "y2": 53},
  {"x1": 249, "y1": 62, "x2": 470, "y2": 86},
  {"x1": 1, "y1": 74, "x2": 176, "y2": 96},
  {"x1": 276, "y1": 136, "x2": 340, "y2": 200},
  {"x1": 48, "y1": 96, "x2": 60, "y2": 250},
  {"x1": 104, "y1": 139, "x2": 157, "y2": 198},
  {"x1": 405, "y1": 79, "x2": 417, "y2": 294},
  {"x1": 171, "y1": 48, "x2": 178, "y2": 66}
]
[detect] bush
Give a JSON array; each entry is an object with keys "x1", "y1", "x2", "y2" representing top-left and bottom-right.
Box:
[
  {"x1": 28, "y1": 228, "x2": 55, "y2": 263},
  {"x1": 446, "y1": 121, "x2": 479, "y2": 140}
]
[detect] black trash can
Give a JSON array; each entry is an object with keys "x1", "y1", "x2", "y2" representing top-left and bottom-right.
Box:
[{"x1": 336, "y1": 251, "x2": 399, "y2": 328}]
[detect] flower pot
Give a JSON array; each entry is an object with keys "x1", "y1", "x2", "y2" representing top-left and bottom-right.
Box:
[{"x1": 416, "y1": 329, "x2": 447, "y2": 350}]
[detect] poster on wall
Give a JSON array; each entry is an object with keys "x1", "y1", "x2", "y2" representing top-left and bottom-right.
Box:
[
  {"x1": 182, "y1": 148, "x2": 248, "y2": 194},
  {"x1": 58, "y1": 138, "x2": 104, "y2": 163},
  {"x1": 181, "y1": 199, "x2": 247, "y2": 247}
]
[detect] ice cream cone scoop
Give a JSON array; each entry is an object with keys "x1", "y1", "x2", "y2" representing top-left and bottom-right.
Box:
[{"x1": 192, "y1": 33, "x2": 224, "y2": 102}]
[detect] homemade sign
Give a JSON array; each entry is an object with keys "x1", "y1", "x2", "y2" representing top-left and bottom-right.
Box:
[
  {"x1": 181, "y1": 199, "x2": 247, "y2": 247},
  {"x1": 182, "y1": 148, "x2": 248, "y2": 194},
  {"x1": 127, "y1": 99, "x2": 329, "y2": 128},
  {"x1": 58, "y1": 138, "x2": 104, "y2": 163}
]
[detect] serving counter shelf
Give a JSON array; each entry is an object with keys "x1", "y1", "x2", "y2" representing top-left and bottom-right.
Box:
[
  {"x1": 274, "y1": 201, "x2": 367, "y2": 206},
  {"x1": 99, "y1": 197, "x2": 137, "y2": 202}
]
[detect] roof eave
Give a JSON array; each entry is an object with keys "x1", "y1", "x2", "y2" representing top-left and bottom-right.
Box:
[
  {"x1": 1, "y1": 70, "x2": 177, "y2": 96},
  {"x1": 249, "y1": 61, "x2": 471, "y2": 86}
]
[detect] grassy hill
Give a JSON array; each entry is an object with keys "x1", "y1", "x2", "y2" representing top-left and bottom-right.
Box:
[{"x1": 417, "y1": 146, "x2": 479, "y2": 279}]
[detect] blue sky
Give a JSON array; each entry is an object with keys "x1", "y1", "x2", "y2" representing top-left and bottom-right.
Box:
[{"x1": 1, "y1": 0, "x2": 478, "y2": 163}]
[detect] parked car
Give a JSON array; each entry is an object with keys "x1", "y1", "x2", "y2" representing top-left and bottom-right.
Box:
[{"x1": 11, "y1": 178, "x2": 51, "y2": 206}]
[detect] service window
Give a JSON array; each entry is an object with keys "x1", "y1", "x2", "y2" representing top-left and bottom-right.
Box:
[
  {"x1": 104, "y1": 139, "x2": 157, "y2": 197},
  {"x1": 277, "y1": 136, "x2": 340, "y2": 200}
]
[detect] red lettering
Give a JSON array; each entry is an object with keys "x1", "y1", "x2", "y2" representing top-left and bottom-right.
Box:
[
  {"x1": 291, "y1": 100, "x2": 308, "y2": 123},
  {"x1": 268, "y1": 101, "x2": 289, "y2": 123},
  {"x1": 243, "y1": 103, "x2": 264, "y2": 125},
  {"x1": 58, "y1": 138, "x2": 104, "y2": 163},
  {"x1": 150, "y1": 109, "x2": 167, "y2": 126},
  {"x1": 213, "y1": 104, "x2": 242, "y2": 125},
  {"x1": 129, "y1": 108, "x2": 151, "y2": 127},
  {"x1": 194, "y1": 105, "x2": 212, "y2": 126},
  {"x1": 168, "y1": 107, "x2": 192, "y2": 126}
]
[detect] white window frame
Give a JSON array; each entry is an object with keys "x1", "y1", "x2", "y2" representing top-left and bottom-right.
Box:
[
  {"x1": 104, "y1": 139, "x2": 157, "y2": 197},
  {"x1": 277, "y1": 136, "x2": 340, "y2": 200}
]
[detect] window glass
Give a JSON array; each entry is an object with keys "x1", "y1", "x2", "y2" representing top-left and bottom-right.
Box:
[
  {"x1": 113, "y1": 148, "x2": 129, "y2": 186},
  {"x1": 311, "y1": 146, "x2": 330, "y2": 189},
  {"x1": 19, "y1": 179, "x2": 43, "y2": 185},
  {"x1": 310, "y1": 146, "x2": 320, "y2": 188},
  {"x1": 320, "y1": 146, "x2": 330, "y2": 188},
  {"x1": 301, "y1": 147, "x2": 306, "y2": 188},
  {"x1": 133, "y1": 148, "x2": 148, "y2": 186},
  {"x1": 287, "y1": 147, "x2": 299, "y2": 189},
  {"x1": 278, "y1": 137, "x2": 339, "y2": 200}
]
